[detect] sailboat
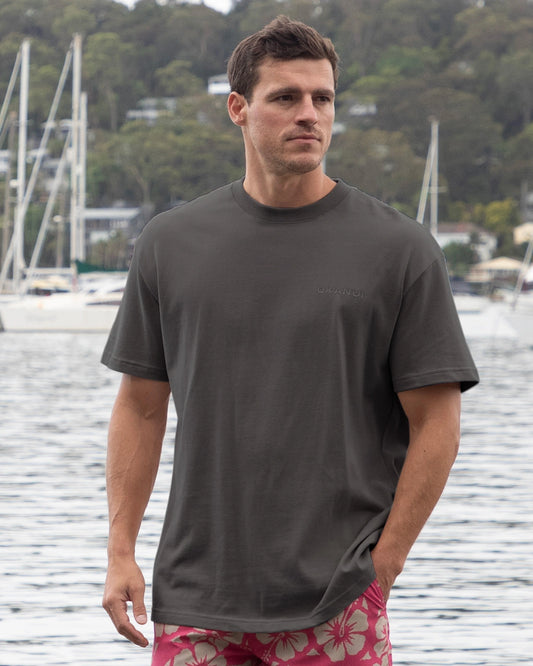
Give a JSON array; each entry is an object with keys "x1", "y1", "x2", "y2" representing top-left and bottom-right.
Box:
[
  {"x1": 0, "y1": 274, "x2": 124, "y2": 332},
  {"x1": 0, "y1": 36, "x2": 124, "y2": 332},
  {"x1": 418, "y1": 120, "x2": 532, "y2": 345},
  {"x1": 498, "y1": 240, "x2": 533, "y2": 346}
]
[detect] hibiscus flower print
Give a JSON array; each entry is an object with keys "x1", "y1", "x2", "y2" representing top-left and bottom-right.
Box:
[
  {"x1": 164, "y1": 642, "x2": 227, "y2": 666},
  {"x1": 373, "y1": 615, "x2": 392, "y2": 662},
  {"x1": 313, "y1": 607, "x2": 369, "y2": 662},
  {"x1": 256, "y1": 630, "x2": 309, "y2": 662},
  {"x1": 188, "y1": 628, "x2": 243, "y2": 653},
  {"x1": 156, "y1": 623, "x2": 179, "y2": 638}
]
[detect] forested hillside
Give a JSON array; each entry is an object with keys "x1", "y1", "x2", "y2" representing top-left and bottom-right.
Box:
[{"x1": 2, "y1": 0, "x2": 533, "y2": 265}]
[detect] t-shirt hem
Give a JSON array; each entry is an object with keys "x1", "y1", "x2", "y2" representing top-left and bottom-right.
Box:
[
  {"x1": 101, "y1": 353, "x2": 168, "y2": 382},
  {"x1": 393, "y1": 367, "x2": 479, "y2": 394},
  {"x1": 151, "y1": 577, "x2": 376, "y2": 633}
]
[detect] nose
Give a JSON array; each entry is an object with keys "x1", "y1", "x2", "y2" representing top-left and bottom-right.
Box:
[{"x1": 295, "y1": 95, "x2": 318, "y2": 125}]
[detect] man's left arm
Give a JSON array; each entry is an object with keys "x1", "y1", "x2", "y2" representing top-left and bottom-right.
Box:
[{"x1": 371, "y1": 382, "x2": 461, "y2": 601}]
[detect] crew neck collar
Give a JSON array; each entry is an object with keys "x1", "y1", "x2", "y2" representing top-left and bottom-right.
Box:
[{"x1": 231, "y1": 178, "x2": 349, "y2": 224}]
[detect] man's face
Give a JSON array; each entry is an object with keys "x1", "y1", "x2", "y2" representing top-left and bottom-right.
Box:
[{"x1": 238, "y1": 57, "x2": 336, "y2": 177}]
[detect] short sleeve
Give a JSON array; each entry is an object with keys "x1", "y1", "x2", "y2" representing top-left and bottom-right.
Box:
[
  {"x1": 389, "y1": 256, "x2": 479, "y2": 393},
  {"x1": 101, "y1": 238, "x2": 168, "y2": 381}
]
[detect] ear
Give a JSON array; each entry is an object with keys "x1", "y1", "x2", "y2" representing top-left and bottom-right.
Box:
[{"x1": 227, "y1": 91, "x2": 248, "y2": 127}]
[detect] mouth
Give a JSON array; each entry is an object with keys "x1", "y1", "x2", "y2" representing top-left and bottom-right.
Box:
[{"x1": 287, "y1": 134, "x2": 320, "y2": 143}]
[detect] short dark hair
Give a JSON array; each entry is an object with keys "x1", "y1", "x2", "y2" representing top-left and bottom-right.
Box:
[{"x1": 227, "y1": 15, "x2": 339, "y2": 100}]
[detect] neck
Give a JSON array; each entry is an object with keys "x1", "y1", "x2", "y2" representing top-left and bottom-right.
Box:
[{"x1": 243, "y1": 169, "x2": 335, "y2": 208}]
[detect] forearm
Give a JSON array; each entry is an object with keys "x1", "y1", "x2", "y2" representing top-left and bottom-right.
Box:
[
  {"x1": 374, "y1": 422, "x2": 458, "y2": 574},
  {"x1": 103, "y1": 376, "x2": 170, "y2": 647},
  {"x1": 106, "y1": 377, "x2": 169, "y2": 560},
  {"x1": 373, "y1": 383, "x2": 461, "y2": 595}
]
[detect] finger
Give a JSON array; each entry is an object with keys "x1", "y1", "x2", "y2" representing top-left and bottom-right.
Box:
[
  {"x1": 118, "y1": 617, "x2": 149, "y2": 648},
  {"x1": 107, "y1": 601, "x2": 149, "y2": 648},
  {"x1": 131, "y1": 590, "x2": 148, "y2": 626}
]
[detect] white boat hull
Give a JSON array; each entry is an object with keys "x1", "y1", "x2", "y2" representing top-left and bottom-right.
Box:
[
  {"x1": 502, "y1": 303, "x2": 533, "y2": 347},
  {"x1": 1, "y1": 291, "x2": 530, "y2": 342},
  {"x1": 454, "y1": 294, "x2": 533, "y2": 346},
  {"x1": 0, "y1": 293, "x2": 119, "y2": 332}
]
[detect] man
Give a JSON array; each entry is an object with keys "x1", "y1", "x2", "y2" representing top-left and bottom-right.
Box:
[{"x1": 102, "y1": 16, "x2": 479, "y2": 665}]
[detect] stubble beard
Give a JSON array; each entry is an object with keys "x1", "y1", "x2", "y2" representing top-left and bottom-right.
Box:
[{"x1": 269, "y1": 143, "x2": 326, "y2": 176}]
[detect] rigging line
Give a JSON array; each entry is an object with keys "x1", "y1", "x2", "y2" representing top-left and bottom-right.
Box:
[{"x1": 0, "y1": 44, "x2": 23, "y2": 147}]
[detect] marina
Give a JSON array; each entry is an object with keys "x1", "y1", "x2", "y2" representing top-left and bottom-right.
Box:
[
  {"x1": 0, "y1": 274, "x2": 125, "y2": 332},
  {"x1": 0, "y1": 332, "x2": 532, "y2": 665},
  {"x1": 0, "y1": 14, "x2": 532, "y2": 665}
]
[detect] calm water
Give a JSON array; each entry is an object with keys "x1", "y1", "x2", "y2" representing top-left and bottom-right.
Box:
[{"x1": 0, "y1": 333, "x2": 532, "y2": 665}]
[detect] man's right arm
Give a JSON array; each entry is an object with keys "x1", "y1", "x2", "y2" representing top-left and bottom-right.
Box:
[{"x1": 102, "y1": 374, "x2": 171, "y2": 647}]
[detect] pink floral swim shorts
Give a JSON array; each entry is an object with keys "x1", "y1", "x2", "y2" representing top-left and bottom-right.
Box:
[{"x1": 152, "y1": 579, "x2": 392, "y2": 665}]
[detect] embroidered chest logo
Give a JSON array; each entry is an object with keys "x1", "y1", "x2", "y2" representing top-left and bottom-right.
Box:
[{"x1": 316, "y1": 286, "x2": 366, "y2": 299}]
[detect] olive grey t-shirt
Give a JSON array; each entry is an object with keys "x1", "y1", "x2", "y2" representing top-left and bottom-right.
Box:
[{"x1": 102, "y1": 179, "x2": 478, "y2": 632}]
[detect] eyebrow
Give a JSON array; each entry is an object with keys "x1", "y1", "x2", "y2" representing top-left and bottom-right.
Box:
[{"x1": 267, "y1": 86, "x2": 335, "y2": 100}]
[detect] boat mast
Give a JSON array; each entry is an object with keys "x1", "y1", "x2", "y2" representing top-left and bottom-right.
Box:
[
  {"x1": 417, "y1": 118, "x2": 439, "y2": 236},
  {"x1": 511, "y1": 236, "x2": 533, "y2": 308},
  {"x1": 0, "y1": 36, "x2": 86, "y2": 294},
  {"x1": 21, "y1": 44, "x2": 75, "y2": 289},
  {"x1": 79, "y1": 91, "x2": 87, "y2": 262},
  {"x1": 429, "y1": 119, "x2": 439, "y2": 236},
  {"x1": 1, "y1": 113, "x2": 16, "y2": 267},
  {"x1": 70, "y1": 33, "x2": 84, "y2": 268},
  {"x1": 0, "y1": 48, "x2": 22, "y2": 143},
  {"x1": 13, "y1": 40, "x2": 30, "y2": 293},
  {"x1": 23, "y1": 129, "x2": 72, "y2": 294}
]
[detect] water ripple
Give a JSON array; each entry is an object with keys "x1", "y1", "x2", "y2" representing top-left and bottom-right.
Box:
[{"x1": 0, "y1": 334, "x2": 531, "y2": 665}]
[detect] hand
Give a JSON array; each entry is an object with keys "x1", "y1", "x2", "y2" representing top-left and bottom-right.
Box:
[
  {"x1": 102, "y1": 558, "x2": 149, "y2": 648},
  {"x1": 370, "y1": 544, "x2": 404, "y2": 604}
]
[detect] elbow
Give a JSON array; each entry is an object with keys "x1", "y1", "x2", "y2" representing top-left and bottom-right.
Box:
[
  {"x1": 451, "y1": 429, "x2": 460, "y2": 463},
  {"x1": 441, "y1": 419, "x2": 461, "y2": 469}
]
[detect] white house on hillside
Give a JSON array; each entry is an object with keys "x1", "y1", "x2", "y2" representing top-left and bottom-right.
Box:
[
  {"x1": 514, "y1": 222, "x2": 533, "y2": 245},
  {"x1": 208, "y1": 74, "x2": 230, "y2": 95},
  {"x1": 434, "y1": 222, "x2": 496, "y2": 262}
]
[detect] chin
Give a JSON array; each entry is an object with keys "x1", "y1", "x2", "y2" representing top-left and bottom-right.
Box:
[{"x1": 285, "y1": 157, "x2": 323, "y2": 174}]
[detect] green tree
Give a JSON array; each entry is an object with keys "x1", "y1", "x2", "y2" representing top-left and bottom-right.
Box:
[
  {"x1": 327, "y1": 128, "x2": 425, "y2": 212},
  {"x1": 378, "y1": 0, "x2": 464, "y2": 49},
  {"x1": 88, "y1": 117, "x2": 244, "y2": 211},
  {"x1": 4, "y1": 0, "x2": 533, "y2": 226},
  {"x1": 471, "y1": 50, "x2": 500, "y2": 105},
  {"x1": 172, "y1": 121, "x2": 244, "y2": 202},
  {"x1": 232, "y1": 0, "x2": 292, "y2": 40},
  {"x1": 84, "y1": 32, "x2": 140, "y2": 131},
  {"x1": 86, "y1": 129, "x2": 129, "y2": 206},
  {"x1": 502, "y1": 123, "x2": 533, "y2": 198},
  {"x1": 497, "y1": 50, "x2": 533, "y2": 132},
  {"x1": 51, "y1": 4, "x2": 97, "y2": 50},
  {"x1": 483, "y1": 198, "x2": 520, "y2": 235},
  {"x1": 131, "y1": 3, "x2": 230, "y2": 81},
  {"x1": 455, "y1": 6, "x2": 517, "y2": 57},
  {"x1": 443, "y1": 241, "x2": 478, "y2": 278},
  {"x1": 376, "y1": 45, "x2": 440, "y2": 79},
  {"x1": 28, "y1": 63, "x2": 71, "y2": 126},
  {"x1": 117, "y1": 120, "x2": 185, "y2": 206},
  {"x1": 319, "y1": 0, "x2": 387, "y2": 79},
  {"x1": 475, "y1": 198, "x2": 520, "y2": 252},
  {"x1": 154, "y1": 60, "x2": 204, "y2": 98},
  {"x1": 378, "y1": 85, "x2": 502, "y2": 202},
  {"x1": 88, "y1": 230, "x2": 129, "y2": 270}
]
